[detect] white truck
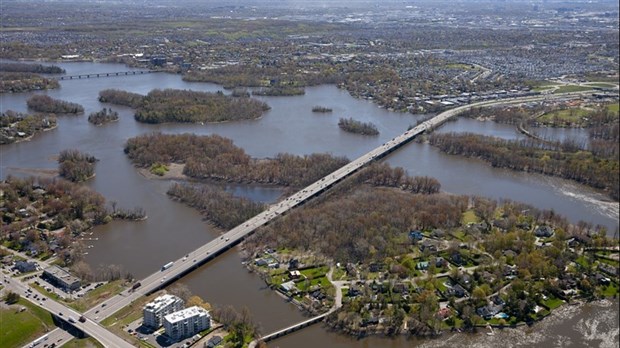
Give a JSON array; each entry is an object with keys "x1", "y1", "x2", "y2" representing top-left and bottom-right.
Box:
[{"x1": 161, "y1": 261, "x2": 174, "y2": 271}]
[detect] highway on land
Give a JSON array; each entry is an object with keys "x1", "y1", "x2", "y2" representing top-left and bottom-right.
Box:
[
  {"x1": 2, "y1": 276, "x2": 133, "y2": 348},
  {"x1": 21, "y1": 90, "x2": 603, "y2": 347}
]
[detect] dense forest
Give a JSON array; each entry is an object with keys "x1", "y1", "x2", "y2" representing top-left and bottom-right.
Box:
[
  {"x1": 0, "y1": 72, "x2": 60, "y2": 93},
  {"x1": 26, "y1": 94, "x2": 84, "y2": 114},
  {"x1": 124, "y1": 133, "x2": 349, "y2": 187},
  {"x1": 338, "y1": 117, "x2": 380, "y2": 136},
  {"x1": 251, "y1": 87, "x2": 305, "y2": 96},
  {"x1": 245, "y1": 164, "x2": 445, "y2": 263},
  {"x1": 98, "y1": 89, "x2": 144, "y2": 108},
  {"x1": 0, "y1": 110, "x2": 56, "y2": 145},
  {"x1": 99, "y1": 88, "x2": 270, "y2": 124},
  {"x1": 58, "y1": 149, "x2": 97, "y2": 182},
  {"x1": 167, "y1": 183, "x2": 266, "y2": 230},
  {"x1": 0, "y1": 62, "x2": 65, "y2": 74},
  {"x1": 88, "y1": 108, "x2": 119, "y2": 125},
  {"x1": 428, "y1": 132, "x2": 619, "y2": 200}
]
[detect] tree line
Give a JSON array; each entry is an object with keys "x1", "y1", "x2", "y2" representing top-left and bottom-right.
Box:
[
  {"x1": 98, "y1": 89, "x2": 144, "y2": 108},
  {"x1": 428, "y1": 132, "x2": 619, "y2": 200},
  {"x1": 99, "y1": 88, "x2": 270, "y2": 124},
  {"x1": 246, "y1": 185, "x2": 466, "y2": 264},
  {"x1": 0, "y1": 62, "x2": 65, "y2": 74},
  {"x1": 88, "y1": 108, "x2": 119, "y2": 125},
  {"x1": 58, "y1": 149, "x2": 97, "y2": 182},
  {"x1": 167, "y1": 183, "x2": 266, "y2": 230},
  {"x1": 356, "y1": 163, "x2": 441, "y2": 195},
  {"x1": 124, "y1": 133, "x2": 350, "y2": 187},
  {"x1": 251, "y1": 87, "x2": 305, "y2": 96},
  {"x1": 26, "y1": 94, "x2": 84, "y2": 114},
  {"x1": 338, "y1": 117, "x2": 380, "y2": 136}
]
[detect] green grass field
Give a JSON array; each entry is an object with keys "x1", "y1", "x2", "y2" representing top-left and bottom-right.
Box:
[
  {"x1": 538, "y1": 108, "x2": 589, "y2": 125},
  {"x1": 541, "y1": 297, "x2": 564, "y2": 310},
  {"x1": 461, "y1": 210, "x2": 480, "y2": 225},
  {"x1": 0, "y1": 299, "x2": 56, "y2": 348},
  {"x1": 64, "y1": 337, "x2": 105, "y2": 348},
  {"x1": 586, "y1": 82, "x2": 617, "y2": 88},
  {"x1": 69, "y1": 280, "x2": 125, "y2": 312},
  {"x1": 554, "y1": 85, "x2": 594, "y2": 94}
]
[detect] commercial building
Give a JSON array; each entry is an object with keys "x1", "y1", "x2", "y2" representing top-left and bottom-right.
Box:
[
  {"x1": 42, "y1": 265, "x2": 81, "y2": 292},
  {"x1": 163, "y1": 306, "x2": 211, "y2": 342},
  {"x1": 143, "y1": 294, "x2": 185, "y2": 329}
]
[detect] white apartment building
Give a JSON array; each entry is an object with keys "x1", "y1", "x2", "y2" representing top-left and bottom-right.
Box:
[
  {"x1": 163, "y1": 306, "x2": 211, "y2": 341},
  {"x1": 143, "y1": 294, "x2": 185, "y2": 329}
]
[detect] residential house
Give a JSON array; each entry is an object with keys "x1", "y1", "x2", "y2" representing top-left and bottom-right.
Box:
[
  {"x1": 409, "y1": 230, "x2": 424, "y2": 241},
  {"x1": 450, "y1": 252, "x2": 463, "y2": 266},
  {"x1": 289, "y1": 270, "x2": 301, "y2": 279},
  {"x1": 476, "y1": 303, "x2": 503, "y2": 320},
  {"x1": 14, "y1": 260, "x2": 37, "y2": 273},
  {"x1": 534, "y1": 225, "x2": 554, "y2": 238},
  {"x1": 369, "y1": 263, "x2": 385, "y2": 273},
  {"x1": 288, "y1": 259, "x2": 300, "y2": 270},
  {"x1": 416, "y1": 261, "x2": 429, "y2": 270}
]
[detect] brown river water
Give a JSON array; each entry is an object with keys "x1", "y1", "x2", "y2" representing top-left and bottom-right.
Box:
[{"x1": 1, "y1": 61, "x2": 617, "y2": 347}]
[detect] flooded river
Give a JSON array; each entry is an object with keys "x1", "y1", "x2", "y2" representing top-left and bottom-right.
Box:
[{"x1": 1, "y1": 61, "x2": 617, "y2": 347}]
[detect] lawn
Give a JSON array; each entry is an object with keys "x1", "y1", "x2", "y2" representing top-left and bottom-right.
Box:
[
  {"x1": 69, "y1": 280, "x2": 126, "y2": 312},
  {"x1": 461, "y1": 210, "x2": 479, "y2": 225},
  {"x1": 64, "y1": 337, "x2": 105, "y2": 348},
  {"x1": 435, "y1": 276, "x2": 450, "y2": 292},
  {"x1": 602, "y1": 282, "x2": 619, "y2": 298},
  {"x1": 541, "y1": 297, "x2": 564, "y2": 310},
  {"x1": 300, "y1": 266, "x2": 329, "y2": 279},
  {"x1": 331, "y1": 267, "x2": 349, "y2": 281},
  {"x1": 296, "y1": 276, "x2": 332, "y2": 292},
  {"x1": 101, "y1": 292, "x2": 160, "y2": 327},
  {"x1": 452, "y1": 230, "x2": 466, "y2": 241},
  {"x1": 575, "y1": 255, "x2": 592, "y2": 268},
  {"x1": 554, "y1": 85, "x2": 594, "y2": 94},
  {"x1": 539, "y1": 108, "x2": 590, "y2": 125},
  {"x1": 607, "y1": 103, "x2": 619, "y2": 114},
  {"x1": 0, "y1": 298, "x2": 55, "y2": 348},
  {"x1": 586, "y1": 82, "x2": 617, "y2": 88},
  {"x1": 30, "y1": 282, "x2": 64, "y2": 301}
]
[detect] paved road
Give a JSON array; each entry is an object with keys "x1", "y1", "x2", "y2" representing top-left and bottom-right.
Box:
[
  {"x1": 22, "y1": 90, "x2": 601, "y2": 347},
  {"x1": 2, "y1": 276, "x2": 133, "y2": 348}
]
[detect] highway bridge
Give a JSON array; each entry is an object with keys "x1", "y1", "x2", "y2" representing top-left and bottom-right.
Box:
[
  {"x1": 56, "y1": 70, "x2": 158, "y2": 80},
  {"x1": 22, "y1": 90, "x2": 599, "y2": 347}
]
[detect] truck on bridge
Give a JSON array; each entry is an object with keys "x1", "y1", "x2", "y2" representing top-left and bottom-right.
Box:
[{"x1": 161, "y1": 262, "x2": 174, "y2": 271}]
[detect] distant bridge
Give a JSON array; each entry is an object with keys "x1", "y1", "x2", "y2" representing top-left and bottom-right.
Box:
[{"x1": 56, "y1": 70, "x2": 160, "y2": 80}]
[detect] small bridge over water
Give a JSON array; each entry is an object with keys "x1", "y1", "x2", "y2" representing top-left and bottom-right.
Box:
[
  {"x1": 248, "y1": 311, "x2": 333, "y2": 348},
  {"x1": 56, "y1": 70, "x2": 159, "y2": 80}
]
